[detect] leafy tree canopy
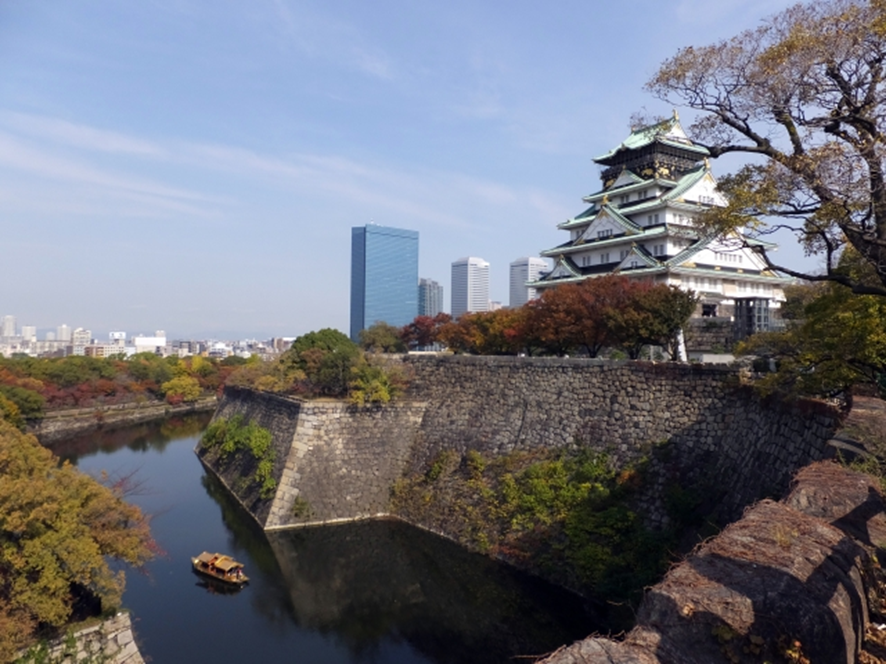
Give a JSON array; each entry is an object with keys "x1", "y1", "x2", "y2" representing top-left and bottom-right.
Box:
[
  {"x1": 648, "y1": 0, "x2": 886, "y2": 295},
  {"x1": 358, "y1": 322, "x2": 407, "y2": 353},
  {"x1": 0, "y1": 422, "x2": 155, "y2": 659},
  {"x1": 740, "y1": 246, "x2": 886, "y2": 396}
]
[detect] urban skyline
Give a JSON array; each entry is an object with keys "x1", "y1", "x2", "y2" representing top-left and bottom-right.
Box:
[{"x1": 0, "y1": 2, "x2": 818, "y2": 339}]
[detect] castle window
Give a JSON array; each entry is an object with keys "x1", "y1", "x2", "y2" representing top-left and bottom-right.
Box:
[
  {"x1": 600, "y1": 252, "x2": 610, "y2": 263},
  {"x1": 597, "y1": 229, "x2": 612, "y2": 239}
]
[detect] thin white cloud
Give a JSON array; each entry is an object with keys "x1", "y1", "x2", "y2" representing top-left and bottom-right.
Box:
[
  {"x1": 0, "y1": 112, "x2": 166, "y2": 156},
  {"x1": 0, "y1": 111, "x2": 567, "y2": 236},
  {"x1": 267, "y1": 0, "x2": 395, "y2": 80}
]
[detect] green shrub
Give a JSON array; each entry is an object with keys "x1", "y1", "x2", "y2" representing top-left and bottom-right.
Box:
[
  {"x1": 0, "y1": 386, "x2": 45, "y2": 420},
  {"x1": 200, "y1": 416, "x2": 276, "y2": 500}
]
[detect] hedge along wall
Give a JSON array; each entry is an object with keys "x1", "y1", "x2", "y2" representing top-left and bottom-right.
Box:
[{"x1": 201, "y1": 357, "x2": 841, "y2": 530}]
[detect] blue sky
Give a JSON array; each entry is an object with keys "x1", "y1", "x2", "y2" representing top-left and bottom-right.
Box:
[{"x1": 0, "y1": 0, "x2": 809, "y2": 339}]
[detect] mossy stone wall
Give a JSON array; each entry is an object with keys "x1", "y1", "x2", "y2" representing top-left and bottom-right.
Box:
[{"x1": 204, "y1": 357, "x2": 840, "y2": 529}]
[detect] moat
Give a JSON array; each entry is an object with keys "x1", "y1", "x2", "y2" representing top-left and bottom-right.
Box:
[{"x1": 46, "y1": 415, "x2": 597, "y2": 664}]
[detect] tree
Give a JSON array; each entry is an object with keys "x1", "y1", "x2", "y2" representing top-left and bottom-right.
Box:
[
  {"x1": 161, "y1": 375, "x2": 202, "y2": 404},
  {"x1": 570, "y1": 276, "x2": 639, "y2": 357},
  {"x1": 0, "y1": 422, "x2": 155, "y2": 659},
  {"x1": 528, "y1": 287, "x2": 581, "y2": 357},
  {"x1": 637, "y1": 284, "x2": 700, "y2": 360},
  {"x1": 400, "y1": 313, "x2": 452, "y2": 350},
  {"x1": 358, "y1": 322, "x2": 407, "y2": 353},
  {"x1": 740, "y1": 246, "x2": 886, "y2": 396},
  {"x1": 740, "y1": 283, "x2": 886, "y2": 396},
  {"x1": 280, "y1": 329, "x2": 361, "y2": 396},
  {"x1": 648, "y1": 0, "x2": 886, "y2": 295}
]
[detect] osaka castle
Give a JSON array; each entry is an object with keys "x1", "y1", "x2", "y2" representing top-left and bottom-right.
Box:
[{"x1": 529, "y1": 113, "x2": 790, "y2": 321}]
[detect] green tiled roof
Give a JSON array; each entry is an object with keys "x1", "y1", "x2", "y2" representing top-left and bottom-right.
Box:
[
  {"x1": 583, "y1": 176, "x2": 674, "y2": 203},
  {"x1": 559, "y1": 202, "x2": 644, "y2": 231},
  {"x1": 541, "y1": 224, "x2": 668, "y2": 257},
  {"x1": 593, "y1": 113, "x2": 709, "y2": 164}
]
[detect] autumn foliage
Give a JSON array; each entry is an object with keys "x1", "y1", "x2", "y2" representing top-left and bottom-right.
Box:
[
  {"x1": 403, "y1": 276, "x2": 698, "y2": 360},
  {"x1": 0, "y1": 421, "x2": 156, "y2": 659},
  {"x1": 0, "y1": 354, "x2": 240, "y2": 422}
]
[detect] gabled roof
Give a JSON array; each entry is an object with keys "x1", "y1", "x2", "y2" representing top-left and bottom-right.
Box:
[
  {"x1": 594, "y1": 111, "x2": 710, "y2": 164},
  {"x1": 586, "y1": 204, "x2": 643, "y2": 234},
  {"x1": 558, "y1": 204, "x2": 598, "y2": 229},
  {"x1": 559, "y1": 202, "x2": 643, "y2": 232},
  {"x1": 664, "y1": 236, "x2": 709, "y2": 268},
  {"x1": 583, "y1": 176, "x2": 675, "y2": 204},
  {"x1": 543, "y1": 255, "x2": 582, "y2": 280},
  {"x1": 608, "y1": 169, "x2": 645, "y2": 189},
  {"x1": 541, "y1": 224, "x2": 670, "y2": 258},
  {"x1": 617, "y1": 164, "x2": 709, "y2": 215},
  {"x1": 615, "y1": 243, "x2": 661, "y2": 271}
]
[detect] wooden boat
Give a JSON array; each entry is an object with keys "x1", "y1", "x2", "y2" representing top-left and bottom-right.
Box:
[{"x1": 191, "y1": 551, "x2": 249, "y2": 586}]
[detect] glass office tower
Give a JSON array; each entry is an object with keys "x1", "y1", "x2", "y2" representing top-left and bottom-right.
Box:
[{"x1": 350, "y1": 224, "x2": 419, "y2": 341}]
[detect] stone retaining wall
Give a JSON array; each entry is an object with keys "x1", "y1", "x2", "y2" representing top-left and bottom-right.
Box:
[
  {"x1": 202, "y1": 388, "x2": 425, "y2": 528},
  {"x1": 540, "y1": 462, "x2": 884, "y2": 664},
  {"x1": 29, "y1": 397, "x2": 217, "y2": 443},
  {"x1": 17, "y1": 613, "x2": 143, "y2": 664},
  {"x1": 403, "y1": 356, "x2": 839, "y2": 522},
  {"x1": 203, "y1": 356, "x2": 841, "y2": 530}
]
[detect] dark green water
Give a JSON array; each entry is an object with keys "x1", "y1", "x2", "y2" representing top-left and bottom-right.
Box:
[{"x1": 47, "y1": 416, "x2": 598, "y2": 664}]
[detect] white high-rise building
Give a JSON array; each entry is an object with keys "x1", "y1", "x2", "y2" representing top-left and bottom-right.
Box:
[
  {"x1": 451, "y1": 257, "x2": 490, "y2": 319},
  {"x1": 509, "y1": 257, "x2": 549, "y2": 308},
  {"x1": 72, "y1": 328, "x2": 92, "y2": 346},
  {"x1": 20, "y1": 326, "x2": 36, "y2": 343},
  {"x1": 57, "y1": 324, "x2": 72, "y2": 342},
  {"x1": 1, "y1": 315, "x2": 16, "y2": 338}
]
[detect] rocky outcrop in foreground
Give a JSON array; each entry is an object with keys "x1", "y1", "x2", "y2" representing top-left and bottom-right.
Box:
[{"x1": 542, "y1": 462, "x2": 886, "y2": 664}]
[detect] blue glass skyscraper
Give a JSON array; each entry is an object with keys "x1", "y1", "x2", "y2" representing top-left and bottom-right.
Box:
[{"x1": 350, "y1": 224, "x2": 419, "y2": 341}]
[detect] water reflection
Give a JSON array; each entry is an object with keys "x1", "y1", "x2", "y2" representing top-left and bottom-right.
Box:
[
  {"x1": 201, "y1": 472, "x2": 594, "y2": 663},
  {"x1": 60, "y1": 420, "x2": 597, "y2": 664},
  {"x1": 267, "y1": 522, "x2": 594, "y2": 663},
  {"x1": 45, "y1": 412, "x2": 212, "y2": 462}
]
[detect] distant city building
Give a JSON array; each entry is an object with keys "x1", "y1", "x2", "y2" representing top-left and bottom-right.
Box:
[
  {"x1": 489, "y1": 301, "x2": 504, "y2": 311},
  {"x1": 270, "y1": 337, "x2": 295, "y2": 353},
  {"x1": 509, "y1": 257, "x2": 549, "y2": 308},
  {"x1": 84, "y1": 343, "x2": 124, "y2": 359},
  {"x1": 350, "y1": 224, "x2": 419, "y2": 341},
  {"x1": 71, "y1": 328, "x2": 92, "y2": 356},
  {"x1": 56, "y1": 324, "x2": 71, "y2": 342},
  {"x1": 1, "y1": 315, "x2": 15, "y2": 338},
  {"x1": 20, "y1": 326, "x2": 36, "y2": 343},
  {"x1": 45, "y1": 331, "x2": 56, "y2": 341},
  {"x1": 133, "y1": 332, "x2": 167, "y2": 355},
  {"x1": 109, "y1": 331, "x2": 127, "y2": 346},
  {"x1": 451, "y1": 257, "x2": 490, "y2": 319},
  {"x1": 72, "y1": 328, "x2": 91, "y2": 345},
  {"x1": 418, "y1": 278, "x2": 444, "y2": 317}
]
